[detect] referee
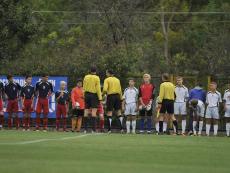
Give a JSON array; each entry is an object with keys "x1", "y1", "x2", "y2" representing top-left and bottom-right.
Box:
[
  {"x1": 157, "y1": 73, "x2": 178, "y2": 135},
  {"x1": 103, "y1": 69, "x2": 123, "y2": 133},
  {"x1": 83, "y1": 66, "x2": 102, "y2": 133}
]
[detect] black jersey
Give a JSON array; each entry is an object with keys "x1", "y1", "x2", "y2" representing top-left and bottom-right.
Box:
[
  {"x1": 0, "y1": 82, "x2": 4, "y2": 99},
  {"x1": 21, "y1": 84, "x2": 35, "y2": 99},
  {"x1": 55, "y1": 90, "x2": 69, "y2": 105},
  {"x1": 35, "y1": 81, "x2": 54, "y2": 98},
  {"x1": 4, "y1": 82, "x2": 21, "y2": 100}
]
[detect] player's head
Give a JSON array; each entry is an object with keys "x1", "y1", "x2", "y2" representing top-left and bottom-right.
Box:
[
  {"x1": 90, "y1": 66, "x2": 97, "y2": 74},
  {"x1": 209, "y1": 81, "x2": 217, "y2": 91},
  {"x1": 25, "y1": 75, "x2": 32, "y2": 84},
  {"x1": 41, "y1": 74, "x2": 49, "y2": 82},
  {"x1": 162, "y1": 73, "x2": 170, "y2": 82},
  {"x1": 76, "y1": 79, "x2": 83, "y2": 87},
  {"x1": 60, "y1": 81, "x2": 66, "y2": 90},
  {"x1": 176, "y1": 76, "x2": 183, "y2": 86},
  {"x1": 128, "y1": 78, "x2": 135, "y2": 87},
  {"x1": 143, "y1": 73, "x2": 151, "y2": 83},
  {"x1": 190, "y1": 99, "x2": 198, "y2": 108},
  {"x1": 106, "y1": 69, "x2": 114, "y2": 77},
  {"x1": 7, "y1": 74, "x2": 13, "y2": 82}
]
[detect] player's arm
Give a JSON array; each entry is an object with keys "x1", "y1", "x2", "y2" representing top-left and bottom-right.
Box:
[
  {"x1": 118, "y1": 80, "x2": 123, "y2": 101},
  {"x1": 20, "y1": 87, "x2": 25, "y2": 107},
  {"x1": 102, "y1": 78, "x2": 108, "y2": 97},
  {"x1": 138, "y1": 86, "x2": 145, "y2": 106},
  {"x1": 49, "y1": 83, "x2": 54, "y2": 96},
  {"x1": 71, "y1": 89, "x2": 76, "y2": 108},
  {"x1": 96, "y1": 77, "x2": 102, "y2": 101},
  {"x1": 223, "y1": 93, "x2": 227, "y2": 111}
]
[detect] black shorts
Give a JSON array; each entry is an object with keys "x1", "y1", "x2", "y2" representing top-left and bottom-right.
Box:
[
  {"x1": 106, "y1": 94, "x2": 121, "y2": 111},
  {"x1": 72, "y1": 109, "x2": 84, "y2": 117},
  {"x1": 85, "y1": 92, "x2": 99, "y2": 109},
  {"x1": 160, "y1": 99, "x2": 174, "y2": 114},
  {"x1": 139, "y1": 109, "x2": 152, "y2": 116}
]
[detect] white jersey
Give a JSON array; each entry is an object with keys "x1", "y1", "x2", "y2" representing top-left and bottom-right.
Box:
[
  {"x1": 175, "y1": 85, "x2": 189, "y2": 103},
  {"x1": 223, "y1": 89, "x2": 230, "y2": 105},
  {"x1": 206, "y1": 91, "x2": 222, "y2": 107},
  {"x1": 123, "y1": 87, "x2": 138, "y2": 104}
]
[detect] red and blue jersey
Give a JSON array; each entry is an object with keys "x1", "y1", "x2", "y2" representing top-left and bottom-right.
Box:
[
  {"x1": 0, "y1": 81, "x2": 4, "y2": 100},
  {"x1": 55, "y1": 90, "x2": 69, "y2": 105},
  {"x1": 35, "y1": 81, "x2": 54, "y2": 98},
  {"x1": 138, "y1": 83, "x2": 155, "y2": 105},
  {"x1": 4, "y1": 82, "x2": 21, "y2": 100},
  {"x1": 21, "y1": 84, "x2": 35, "y2": 100}
]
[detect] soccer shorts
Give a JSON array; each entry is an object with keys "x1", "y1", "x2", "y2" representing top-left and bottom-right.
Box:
[
  {"x1": 72, "y1": 108, "x2": 84, "y2": 117},
  {"x1": 36, "y1": 98, "x2": 49, "y2": 115},
  {"x1": 160, "y1": 99, "x2": 174, "y2": 114},
  {"x1": 23, "y1": 99, "x2": 33, "y2": 113},
  {"x1": 205, "y1": 107, "x2": 219, "y2": 119},
  {"x1": 85, "y1": 92, "x2": 99, "y2": 109},
  {"x1": 56, "y1": 104, "x2": 67, "y2": 118},
  {"x1": 6, "y1": 99, "x2": 19, "y2": 113},
  {"x1": 106, "y1": 94, "x2": 121, "y2": 111},
  {"x1": 125, "y1": 102, "x2": 137, "y2": 116},
  {"x1": 224, "y1": 105, "x2": 230, "y2": 118},
  {"x1": 174, "y1": 102, "x2": 187, "y2": 115}
]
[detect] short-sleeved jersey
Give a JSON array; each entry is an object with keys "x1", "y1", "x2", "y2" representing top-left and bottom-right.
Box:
[
  {"x1": 103, "y1": 76, "x2": 123, "y2": 100},
  {"x1": 4, "y1": 82, "x2": 21, "y2": 100},
  {"x1": 223, "y1": 89, "x2": 230, "y2": 105},
  {"x1": 21, "y1": 84, "x2": 35, "y2": 99},
  {"x1": 0, "y1": 81, "x2": 4, "y2": 99},
  {"x1": 158, "y1": 81, "x2": 175, "y2": 103},
  {"x1": 35, "y1": 81, "x2": 54, "y2": 98},
  {"x1": 139, "y1": 83, "x2": 155, "y2": 105},
  {"x1": 123, "y1": 87, "x2": 138, "y2": 104},
  {"x1": 71, "y1": 87, "x2": 85, "y2": 109},
  {"x1": 55, "y1": 90, "x2": 69, "y2": 105},
  {"x1": 206, "y1": 91, "x2": 222, "y2": 107},
  {"x1": 175, "y1": 85, "x2": 189, "y2": 103}
]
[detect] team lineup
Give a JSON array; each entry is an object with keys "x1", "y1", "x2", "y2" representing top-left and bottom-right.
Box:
[{"x1": 0, "y1": 67, "x2": 230, "y2": 137}]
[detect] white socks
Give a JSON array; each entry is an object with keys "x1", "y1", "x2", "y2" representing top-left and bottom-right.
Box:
[
  {"x1": 193, "y1": 121, "x2": 197, "y2": 135},
  {"x1": 155, "y1": 122, "x2": 159, "y2": 132},
  {"x1": 206, "y1": 124, "x2": 211, "y2": 136},
  {"x1": 213, "y1": 124, "x2": 218, "y2": 136},
  {"x1": 226, "y1": 123, "x2": 230, "y2": 137},
  {"x1": 198, "y1": 121, "x2": 203, "y2": 135},
  {"x1": 119, "y1": 116, "x2": 123, "y2": 125},
  {"x1": 182, "y1": 120, "x2": 186, "y2": 134},
  {"x1": 126, "y1": 121, "x2": 130, "y2": 133},
  {"x1": 163, "y1": 122, "x2": 167, "y2": 132},
  {"x1": 132, "y1": 120, "x2": 136, "y2": 133}
]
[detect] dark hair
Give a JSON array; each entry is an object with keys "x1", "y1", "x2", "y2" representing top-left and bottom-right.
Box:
[
  {"x1": 106, "y1": 69, "x2": 114, "y2": 75},
  {"x1": 210, "y1": 81, "x2": 217, "y2": 85},
  {"x1": 25, "y1": 75, "x2": 32, "y2": 80},
  {"x1": 41, "y1": 73, "x2": 48, "y2": 77},
  {"x1": 128, "y1": 78, "x2": 135, "y2": 82},
  {"x1": 76, "y1": 78, "x2": 83, "y2": 83},
  {"x1": 162, "y1": 73, "x2": 170, "y2": 81},
  {"x1": 90, "y1": 66, "x2": 97, "y2": 73},
  {"x1": 7, "y1": 74, "x2": 13, "y2": 80}
]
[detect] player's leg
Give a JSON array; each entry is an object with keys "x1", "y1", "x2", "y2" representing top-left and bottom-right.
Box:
[
  {"x1": 13, "y1": 100, "x2": 20, "y2": 129},
  {"x1": 56, "y1": 106, "x2": 61, "y2": 131},
  {"x1": 62, "y1": 105, "x2": 67, "y2": 131},
  {"x1": 205, "y1": 107, "x2": 212, "y2": 136},
  {"x1": 139, "y1": 109, "x2": 145, "y2": 133},
  {"x1": 35, "y1": 99, "x2": 42, "y2": 131},
  {"x1": 213, "y1": 107, "x2": 220, "y2": 136},
  {"x1": 98, "y1": 105, "x2": 105, "y2": 132},
  {"x1": 114, "y1": 95, "x2": 123, "y2": 132},
  {"x1": 89, "y1": 94, "x2": 99, "y2": 133},
  {"x1": 146, "y1": 110, "x2": 152, "y2": 134},
  {"x1": 181, "y1": 103, "x2": 187, "y2": 135},
  {"x1": 0, "y1": 99, "x2": 4, "y2": 129},
  {"x1": 198, "y1": 105, "x2": 205, "y2": 136},
  {"x1": 168, "y1": 101, "x2": 178, "y2": 135},
  {"x1": 163, "y1": 115, "x2": 168, "y2": 133},
  {"x1": 106, "y1": 95, "x2": 113, "y2": 133},
  {"x1": 226, "y1": 117, "x2": 230, "y2": 137},
  {"x1": 131, "y1": 103, "x2": 137, "y2": 134},
  {"x1": 159, "y1": 100, "x2": 167, "y2": 134},
  {"x1": 174, "y1": 102, "x2": 180, "y2": 133},
  {"x1": 76, "y1": 110, "x2": 83, "y2": 132},
  {"x1": 42, "y1": 99, "x2": 49, "y2": 131},
  {"x1": 155, "y1": 116, "x2": 159, "y2": 134},
  {"x1": 126, "y1": 115, "x2": 131, "y2": 134}
]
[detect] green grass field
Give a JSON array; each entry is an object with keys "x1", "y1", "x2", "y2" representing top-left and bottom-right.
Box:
[{"x1": 0, "y1": 131, "x2": 229, "y2": 173}]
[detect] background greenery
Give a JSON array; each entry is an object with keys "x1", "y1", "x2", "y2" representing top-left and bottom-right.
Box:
[{"x1": 0, "y1": 0, "x2": 230, "y2": 88}]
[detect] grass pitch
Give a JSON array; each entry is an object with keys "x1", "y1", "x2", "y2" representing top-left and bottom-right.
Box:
[{"x1": 0, "y1": 130, "x2": 229, "y2": 173}]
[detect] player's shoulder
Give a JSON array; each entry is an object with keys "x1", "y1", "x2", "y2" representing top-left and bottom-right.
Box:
[
  {"x1": 215, "y1": 91, "x2": 221, "y2": 96},
  {"x1": 224, "y1": 89, "x2": 230, "y2": 93},
  {"x1": 134, "y1": 87, "x2": 138, "y2": 92},
  {"x1": 64, "y1": 90, "x2": 69, "y2": 94}
]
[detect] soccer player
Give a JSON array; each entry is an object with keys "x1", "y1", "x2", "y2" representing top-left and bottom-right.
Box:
[
  {"x1": 157, "y1": 73, "x2": 178, "y2": 135},
  {"x1": 174, "y1": 76, "x2": 189, "y2": 135},
  {"x1": 205, "y1": 82, "x2": 222, "y2": 136},
  {"x1": 0, "y1": 80, "x2": 4, "y2": 130},
  {"x1": 35, "y1": 74, "x2": 54, "y2": 131},
  {"x1": 223, "y1": 83, "x2": 230, "y2": 137},
  {"x1": 123, "y1": 78, "x2": 138, "y2": 134},
  {"x1": 103, "y1": 69, "x2": 123, "y2": 133},
  {"x1": 71, "y1": 79, "x2": 84, "y2": 132},
  {"x1": 21, "y1": 75, "x2": 35, "y2": 131},
  {"x1": 188, "y1": 83, "x2": 206, "y2": 136},
  {"x1": 83, "y1": 66, "x2": 102, "y2": 133},
  {"x1": 55, "y1": 81, "x2": 69, "y2": 132},
  {"x1": 97, "y1": 102, "x2": 105, "y2": 132},
  {"x1": 139, "y1": 74, "x2": 155, "y2": 134},
  {"x1": 4, "y1": 75, "x2": 21, "y2": 129}
]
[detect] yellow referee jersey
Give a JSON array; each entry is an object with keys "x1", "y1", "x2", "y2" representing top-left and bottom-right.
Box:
[
  {"x1": 103, "y1": 77, "x2": 122, "y2": 99},
  {"x1": 83, "y1": 74, "x2": 102, "y2": 100},
  {"x1": 158, "y1": 81, "x2": 175, "y2": 103}
]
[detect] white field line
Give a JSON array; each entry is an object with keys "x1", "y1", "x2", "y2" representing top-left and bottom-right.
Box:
[{"x1": 0, "y1": 133, "x2": 103, "y2": 145}]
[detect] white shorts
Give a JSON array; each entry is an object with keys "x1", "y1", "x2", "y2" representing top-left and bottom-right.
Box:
[
  {"x1": 125, "y1": 103, "x2": 137, "y2": 116},
  {"x1": 205, "y1": 107, "x2": 219, "y2": 119},
  {"x1": 224, "y1": 105, "x2": 230, "y2": 118},
  {"x1": 174, "y1": 102, "x2": 187, "y2": 115}
]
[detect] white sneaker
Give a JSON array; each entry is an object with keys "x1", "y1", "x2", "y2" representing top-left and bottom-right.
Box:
[
  {"x1": 27, "y1": 129, "x2": 30, "y2": 131},
  {"x1": 139, "y1": 130, "x2": 144, "y2": 133},
  {"x1": 132, "y1": 130, "x2": 136, "y2": 134},
  {"x1": 43, "y1": 130, "x2": 47, "y2": 132},
  {"x1": 107, "y1": 130, "x2": 111, "y2": 134},
  {"x1": 84, "y1": 130, "x2": 87, "y2": 134},
  {"x1": 22, "y1": 129, "x2": 26, "y2": 131},
  {"x1": 147, "y1": 130, "x2": 152, "y2": 134}
]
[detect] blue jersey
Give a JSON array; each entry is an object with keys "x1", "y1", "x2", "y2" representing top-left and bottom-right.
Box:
[
  {"x1": 21, "y1": 84, "x2": 35, "y2": 99},
  {"x1": 55, "y1": 90, "x2": 69, "y2": 105},
  {"x1": 35, "y1": 81, "x2": 54, "y2": 98},
  {"x1": 189, "y1": 87, "x2": 206, "y2": 103},
  {"x1": 4, "y1": 82, "x2": 21, "y2": 100}
]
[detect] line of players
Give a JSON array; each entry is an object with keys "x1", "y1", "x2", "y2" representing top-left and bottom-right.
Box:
[{"x1": 0, "y1": 70, "x2": 229, "y2": 137}]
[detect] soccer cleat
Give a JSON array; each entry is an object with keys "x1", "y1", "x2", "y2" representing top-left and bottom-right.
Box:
[
  {"x1": 139, "y1": 130, "x2": 144, "y2": 134},
  {"x1": 147, "y1": 130, "x2": 152, "y2": 134},
  {"x1": 27, "y1": 129, "x2": 30, "y2": 131},
  {"x1": 120, "y1": 129, "x2": 124, "y2": 134},
  {"x1": 107, "y1": 130, "x2": 112, "y2": 134},
  {"x1": 181, "y1": 133, "x2": 186, "y2": 136},
  {"x1": 43, "y1": 130, "x2": 47, "y2": 132},
  {"x1": 126, "y1": 131, "x2": 130, "y2": 134},
  {"x1": 84, "y1": 130, "x2": 87, "y2": 134},
  {"x1": 132, "y1": 130, "x2": 136, "y2": 134},
  {"x1": 22, "y1": 129, "x2": 26, "y2": 131},
  {"x1": 36, "y1": 129, "x2": 40, "y2": 132}
]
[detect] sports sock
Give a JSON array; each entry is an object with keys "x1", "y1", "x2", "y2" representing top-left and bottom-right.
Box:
[
  {"x1": 76, "y1": 117, "x2": 82, "y2": 132},
  {"x1": 173, "y1": 120, "x2": 178, "y2": 133},
  {"x1": 15, "y1": 116, "x2": 20, "y2": 129},
  {"x1": 140, "y1": 117, "x2": 145, "y2": 131},
  {"x1": 72, "y1": 118, "x2": 77, "y2": 130},
  {"x1": 0, "y1": 115, "x2": 3, "y2": 128},
  {"x1": 132, "y1": 120, "x2": 136, "y2": 132},
  {"x1": 198, "y1": 121, "x2": 203, "y2": 134},
  {"x1": 155, "y1": 122, "x2": 159, "y2": 132},
  {"x1": 8, "y1": 116, "x2": 12, "y2": 128},
  {"x1": 43, "y1": 115, "x2": 48, "y2": 130},
  {"x1": 226, "y1": 123, "x2": 230, "y2": 136},
  {"x1": 193, "y1": 121, "x2": 197, "y2": 134},
  {"x1": 213, "y1": 124, "x2": 218, "y2": 136},
  {"x1": 163, "y1": 121, "x2": 167, "y2": 132},
  {"x1": 91, "y1": 117, "x2": 96, "y2": 132},
  {"x1": 182, "y1": 120, "x2": 186, "y2": 133},
  {"x1": 206, "y1": 124, "x2": 211, "y2": 136},
  {"x1": 99, "y1": 119, "x2": 104, "y2": 130},
  {"x1": 27, "y1": 117, "x2": 30, "y2": 129},
  {"x1": 126, "y1": 120, "x2": 130, "y2": 133},
  {"x1": 108, "y1": 117, "x2": 112, "y2": 131},
  {"x1": 56, "y1": 117, "x2": 60, "y2": 130},
  {"x1": 63, "y1": 117, "x2": 67, "y2": 131},
  {"x1": 159, "y1": 121, "x2": 163, "y2": 132},
  {"x1": 36, "y1": 114, "x2": 40, "y2": 129},
  {"x1": 118, "y1": 116, "x2": 123, "y2": 130},
  {"x1": 84, "y1": 117, "x2": 89, "y2": 131},
  {"x1": 147, "y1": 117, "x2": 152, "y2": 131}
]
